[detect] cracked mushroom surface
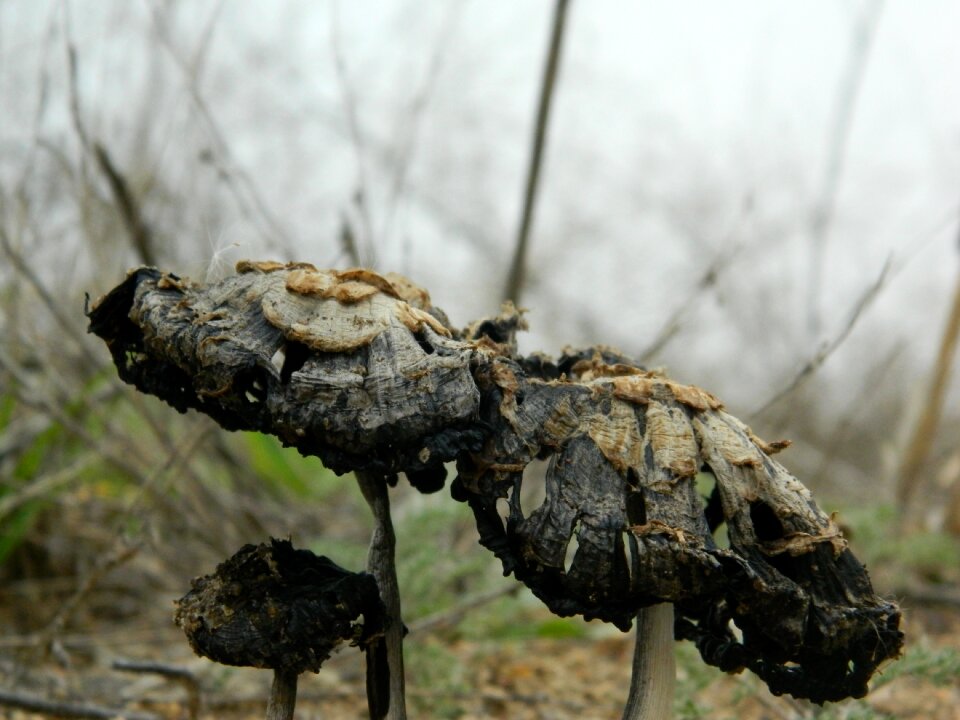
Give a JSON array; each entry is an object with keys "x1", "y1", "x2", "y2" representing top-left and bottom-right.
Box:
[{"x1": 88, "y1": 262, "x2": 903, "y2": 703}]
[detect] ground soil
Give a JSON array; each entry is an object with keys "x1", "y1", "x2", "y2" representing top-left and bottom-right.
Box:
[{"x1": 1, "y1": 598, "x2": 957, "y2": 720}]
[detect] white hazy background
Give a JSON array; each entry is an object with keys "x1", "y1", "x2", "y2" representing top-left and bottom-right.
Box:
[{"x1": 2, "y1": 0, "x2": 959, "y2": 505}]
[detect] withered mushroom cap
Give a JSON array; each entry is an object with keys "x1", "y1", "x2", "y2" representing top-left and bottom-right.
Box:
[
  {"x1": 451, "y1": 339, "x2": 902, "y2": 703},
  {"x1": 90, "y1": 263, "x2": 903, "y2": 703},
  {"x1": 174, "y1": 539, "x2": 382, "y2": 675},
  {"x1": 87, "y1": 264, "x2": 483, "y2": 488}
]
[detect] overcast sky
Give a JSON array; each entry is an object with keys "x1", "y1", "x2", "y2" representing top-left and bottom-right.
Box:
[{"x1": 2, "y1": 1, "x2": 959, "y2": 423}]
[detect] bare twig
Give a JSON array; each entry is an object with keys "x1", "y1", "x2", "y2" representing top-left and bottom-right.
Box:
[
  {"x1": 117, "y1": 420, "x2": 215, "y2": 522},
  {"x1": 338, "y1": 211, "x2": 362, "y2": 267},
  {"x1": 753, "y1": 257, "x2": 892, "y2": 417},
  {"x1": 32, "y1": 542, "x2": 140, "y2": 664},
  {"x1": 64, "y1": 31, "x2": 157, "y2": 266},
  {"x1": 380, "y1": 3, "x2": 462, "y2": 250},
  {"x1": 948, "y1": 464, "x2": 960, "y2": 537},
  {"x1": 330, "y1": 0, "x2": 377, "y2": 266},
  {"x1": 13, "y1": 2, "x2": 58, "y2": 192},
  {"x1": 0, "y1": 689, "x2": 159, "y2": 720},
  {"x1": 0, "y1": 296, "x2": 208, "y2": 504},
  {"x1": 112, "y1": 660, "x2": 201, "y2": 720},
  {"x1": 18, "y1": 418, "x2": 209, "y2": 658},
  {"x1": 0, "y1": 347, "x2": 149, "y2": 480},
  {"x1": 146, "y1": 1, "x2": 295, "y2": 258},
  {"x1": 184, "y1": 0, "x2": 227, "y2": 80},
  {"x1": 112, "y1": 658, "x2": 197, "y2": 681},
  {"x1": 897, "y1": 241, "x2": 960, "y2": 521},
  {"x1": 2, "y1": 216, "x2": 184, "y2": 461},
  {"x1": 811, "y1": 344, "x2": 904, "y2": 487},
  {"x1": 639, "y1": 240, "x2": 744, "y2": 363},
  {"x1": 751, "y1": 687, "x2": 807, "y2": 720},
  {"x1": 91, "y1": 142, "x2": 156, "y2": 266},
  {"x1": 0, "y1": 451, "x2": 99, "y2": 522},
  {"x1": 0, "y1": 223, "x2": 98, "y2": 365},
  {"x1": 503, "y1": 0, "x2": 572, "y2": 304},
  {"x1": 891, "y1": 581, "x2": 960, "y2": 609},
  {"x1": 0, "y1": 625, "x2": 170, "y2": 650},
  {"x1": 408, "y1": 584, "x2": 521, "y2": 635},
  {"x1": 0, "y1": 413, "x2": 52, "y2": 460},
  {"x1": 806, "y1": 0, "x2": 885, "y2": 340}
]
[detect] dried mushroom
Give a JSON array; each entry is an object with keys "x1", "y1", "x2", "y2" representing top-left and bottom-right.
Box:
[
  {"x1": 174, "y1": 539, "x2": 383, "y2": 673},
  {"x1": 87, "y1": 264, "x2": 482, "y2": 490},
  {"x1": 174, "y1": 539, "x2": 385, "y2": 719},
  {"x1": 452, "y1": 343, "x2": 902, "y2": 703},
  {"x1": 88, "y1": 262, "x2": 903, "y2": 712}
]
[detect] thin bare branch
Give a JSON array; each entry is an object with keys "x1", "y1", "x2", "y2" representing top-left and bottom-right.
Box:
[
  {"x1": 753, "y1": 256, "x2": 892, "y2": 417},
  {"x1": 0, "y1": 346, "x2": 151, "y2": 480},
  {"x1": 330, "y1": 0, "x2": 377, "y2": 266},
  {"x1": 381, "y1": 3, "x2": 462, "y2": 249},
  {"x1": 117, "y1": 420, "x2": 215, "y2": 522},
  {"x1": 0, "y1": 690, "x2": 159, "y2": 720},
  {"x1": 0, "y1": 222, "x2": 98, "y2": 365},
  {"x1": 14, "y1": 2, "x2": 59, "y2": 192},
  {"x1": 897, "y1": 240, "x2": 960, "y2": 518},
  {"x1": 891, "y1": 581, "x2": 960, "y2": 609},
  {"x1": 408, "y1": 585, "x2": 520, "y2": 635},
  {"x1": 186, "y1": 0, "x2": 227, "y2": 80},
  {"x1": 0, "y1": 451, "x2": 99, "y2": 522},
  {"x1": 147, "y1": 1, "x2": 296, "y2": 258},
  {"x1": 12, "y1": 421, "x2": 214, "y2": 666},
  {"x1": 639, "y1": 239, "x2": 743, "y2": 363},
  {"x1": 112, "y1": 659, "x2": 197, "y2": 682},
  {"x1": 811, "y1": 344, "x2": 905, "y2": 487},
  {"x1": 806, "y1": 0, "x2": 885, "y2": 340},
  {"x1": 112, "y1": 660, "x2": 202, "y2": 720},
  {"x1": 31, "y1": 542, "x2": 140, "y2": 664},
  {"x1": 504, "y1": 0, "x2": 572, "y2": 304},
  {"x1": 64, "y1": 20, "x2": 158, "y2": 265},
  {"x1": 92, "y1": 141, "x2": 156, "y2": 265},
  {"x1": 338, "y1": 211, "x2": 362, "y2": 267}
]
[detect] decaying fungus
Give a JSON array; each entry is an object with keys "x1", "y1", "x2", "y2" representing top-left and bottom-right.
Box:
[
  {"x1": 452, "y1": 336, "x2": 903, "y2": 704},
  {"x1": 88, "y1": 262, "x2": 903, "y2": 715},
  {"x1": 174, "y1": 539, "x2": 385, "y2": 720},
  {"x1": 87, "y1": 264, "x2": 482, "y2": 491}
]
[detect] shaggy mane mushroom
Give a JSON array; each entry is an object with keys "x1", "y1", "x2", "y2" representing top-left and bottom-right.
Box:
[{"x1": 87, "y1": 262, "x2": 903, "y2": 718}]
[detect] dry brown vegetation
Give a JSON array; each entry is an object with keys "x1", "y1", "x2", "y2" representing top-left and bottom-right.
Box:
[{"x1": 1, "y1": 2, "x2": 959, "y2": 718}]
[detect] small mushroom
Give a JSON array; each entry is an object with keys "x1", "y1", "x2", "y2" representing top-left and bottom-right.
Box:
[{"x1": 174, "y1": 539, "x2": 385, "y2": 720}]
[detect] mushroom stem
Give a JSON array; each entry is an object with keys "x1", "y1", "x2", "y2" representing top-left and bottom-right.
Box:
[
  {"x1": 622, "y1": 603, "x2": 676, "y2": 720},
  {"x1": 266, "y1": 668, "x2": 298, "y2": 720},
  {"x1": 357, "y1": 471, "x2": 407, "y2": 720}
]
